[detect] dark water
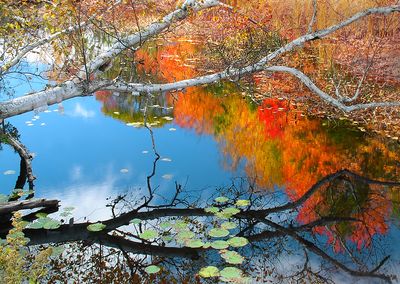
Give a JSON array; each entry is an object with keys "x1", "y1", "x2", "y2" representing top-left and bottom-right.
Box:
[{"x1": 1, "y1": 41, "x2": 400, "y2": 283}]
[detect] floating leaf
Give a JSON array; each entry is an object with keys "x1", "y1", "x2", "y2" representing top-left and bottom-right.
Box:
[
  {"x1": 159, "y1": 221, "x2": 172, "y2": 229},
  {"x1": 221, "y1": 251, "x2": 244, "y2": 264},
  {"x1": 221, "y1": 207, "x2": 240, "y2": 216},
  {"x1": 235, "y1": 199, "x2": 250, "y2": 207},
  {"x1": 35, "y1": 213, "x2": 48, "y2": 218},
  {"x1": 220, "y1": 267, "x2": 243, "y2": 279},
  {"x1": 162, "y1": 235, "x2": 173, "y2": 242},
  {"x1": 139, "y1": 230, "x2": 158, "y2": 240},
  {"x1": 173, "y1": 221, "x2": 188, "y2": 230},
  {"x1": 227, "y1": 237, "x2": 248, "y2": 248},
  {"x1": 215, "y1": 196, "x2": 229, "y2": 203},
  {"x1": 177, "y1": 231, "x2": 195, "y2": 241},
  {"x1": 130, "y1": 218, "x2": 142, "y2": 225},
  {"x1": 211, "y1": 240, "x2": 229, "y2": 249},
  {"x1": 87, "y1": 223, "x2": 106, "y2": 232},
  {"x1": 28, "y1": 222, "x2": 44, "y2": 229},
  {"x1": 203, "y1": 242, "x2": 212, "y2": 248},
  {"x1": 221, "y1": 222, "x2": 237, "y2": 230},
  {"x1": 199, "y1": 266, "x2": 219, "y2": 278},
  {"x1": 186, "y1": 239, "x2": 204, "y2": 248},
  {"x1": 208, "y1": 228, "x2": 230, "y2": 238},
  {"x1": 205, "y1": 207, "x2": 220, "y2": 214},
  {"x1": 145, "y1": 265, "x2": 160, "y2": 274}
]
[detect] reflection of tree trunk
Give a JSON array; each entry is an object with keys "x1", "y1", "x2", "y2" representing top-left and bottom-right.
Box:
[
  {"x1": 6, "y1": 134, "x2": 35, "y2": 190},
  {"x1": 0, "y1": 199, "x2": 59, "y2": 215}
]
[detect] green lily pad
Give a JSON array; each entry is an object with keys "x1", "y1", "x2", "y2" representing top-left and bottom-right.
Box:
[
  {"x1": 35, "y1": 213, "x2": 48, "y2": 218},
  {"x1": 215, "y1": 196, "x2": 229, "y2": 203},
  {"x1": 145, "y1": 265, "x2": 160, "y2": 274},
  {"x1": 199, "y1": 266, "x2": 219, "y2": 278},
  {"x1": 162, "y1": 235, "x2": 173, "y2": 242},
  {"x1": 159, "y1": 221, "x2": 172, "y2": 229},
  {"x1": 208, "y1": 228, "x2": 230, "y2": 238},
  {"x1": 222, "y1": 207, "x2": 240, "y2": 216},
  {"x1": 130, "y1": 218, "x2": 142, "y2": 225},
  {"x1": 220, "y1": 267, "x2": 243, "y2": 279},
  {"x1": 235, "y1": 199, "x2": 250, "y2": 207},
  {"x1": 203, "y1": 242, "x2": 212, "y2": 248},
  {"x1": 173, "y1": 221, "x2": 189, "y2": 230},
  {"x1": 211, "y1": 240, "x2": 229, "y2": 249},
  {"x1": 43, "y1": 219, "x2": 61, "y2": 230},
  {"x1": 204, "y1": 207, "x2": 219, "y2": 213},
  {"x1": 227, "y1": 237, "x2": 249, "y2": 248},
  {"x1": 139, "y1": 229, "x2": 158, "y2": 240},
  {"x1": 221, "y1": 250, "x2": 244, "y2": 264},
  {"x1": 185, "y1": 239, "x2": 204, "y2": 248},
  {"x1": 221, "y1": 221, "x2": 237, "y2": 230},
  {"x1": 87, "y1": 223, "x2": 106, "y2": 232},
  {"x1": 177, "y1": 230, "x2": 195, "y2": 241}
]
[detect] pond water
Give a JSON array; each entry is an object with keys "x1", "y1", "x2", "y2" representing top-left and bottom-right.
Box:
[{"x1": 1, "y1": 39, "x2": 400, "y2": 283}]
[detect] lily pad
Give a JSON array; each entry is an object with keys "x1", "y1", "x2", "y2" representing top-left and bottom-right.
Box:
[
  {"x1": 199, "y1": 266, "x2": 219, "y2": 278},
  {"x1": 87, "y1": 223, "x2": 106, "y2": 232},
  {"x1": 177, "y1": 230, "x2": 195, "y2": 241},
  {"x1": 139, "y1": 229, "x2": 158, "y2": 240},
  {"x1": 220, "y1": 267, "x2": 243, "y2": 279},
  {"x1": 145, "y1": 265, "x2": 160, "y2": 274},
  {"x1": 215, "y1": 196, "x2": 229, "y2": 203},
  {"x1": 211, "y1": 240, "x2": 229, "y2": 249},
  {"x1": 221, "y1": 250, "x2": 244, "y2": 264},
  {"x1": 221, "y1": 207, "x2": 240, "y2": 216},
  {"x1": 208, "y1": 228, "x2": 230, "y2": 238},
  {"x1": 235, "y1": 199, "x2": 250, "y2": 207},
  {"x1": 43, "y1": 219, "x2": 61, "y2": 230},
  {"x1": 159, "y1": 221, "x2": 172, "y2": 229},
  {"x1": 221, "y1": 222, "x2": 237, "y2": 230},
  {"x1": 204, "y1": 207, "x2": 219, "y2": 213},
  {"x1": 35, "y1": 213, "x2": 48, "y2": 218},
  {"x1": 185, "y1": 239, "x2": 204, "y2": 248},
  {"x1": 173, "y1": 221, "x2": 188, "y2": 230},
  {"x1": 227, "y1": 237, "x2": 249, "y2": 248},
  {"x1": 203, "y1": 242, "x2": 212, "y2": 249}
]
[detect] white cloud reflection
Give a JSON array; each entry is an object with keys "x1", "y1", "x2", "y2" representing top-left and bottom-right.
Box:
[{"x1": 69, "y1": 103, "x2": 95, "y2": 119}]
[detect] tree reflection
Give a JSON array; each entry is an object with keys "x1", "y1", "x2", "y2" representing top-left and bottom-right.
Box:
[{"x1": 1, "y1": 155, "x2": 399, "y2": 282}]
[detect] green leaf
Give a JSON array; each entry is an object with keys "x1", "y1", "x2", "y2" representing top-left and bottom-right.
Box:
[
  {"x1": 130, "y1": 218, "x2": 142, "y2": 225},
  {"x1": 222, "y1": 207, "x2": 240, "y2": 216},
  {"x1": 145, "y1": 265, "x2": 160, "y2": 274},
  {"x1": 139, "y1": 229, "x2": 158, "y2": 240},
  {"x1": 159, "y1": 221, "x2": 172, "y2": 229},
  {"x1": 204, "y1": 207, "x2": 219, "y2": 213},
  {"x1": 176, "y1": 230, "x2": 195, "y2": 241},
  {"x1": 221, "y1": 250, "x2": 244, "y2": 264},
  {"x1": 211, "y1": 240, "x2": 229, "y2": 249},
  {"x1": 208, "y1": 228, "x2": 230, "y2": 238},
  {"x1": 87, "y1": 223, "x2": 106, "y2": 232},
  {"x1": 173, "y1": 221, "x2": 189, "y2": 230},
  {"x1": 221, "y1": 221, "x2": 237, "y2": 230},
  {"x1": 203, "y1": 242, "x2": 212, "y2": 248},
  {"x1": 227, "y1": 237, "x2": 249, "y2": 248},
  {"x1": 235, "y1": 199, "x2": 250, "y2": 207},
  {"x1": 35, "y1": 213, "x2": 48, "y2": 218},
  {"x1": 185, "y1": 239, "x2": 204, "y2": 248},
  {"x1": 215, "y1": 196, "x2": 229, "y2": 203},
  {"x1": 199, "y1": 266, "x2": 219, "y2": 278},
  {"x1": 220, "y1": 267, "x2": 243, "y2": 279},
  {"x1": 28, "y1": 221, "x2": 44, "y2": 229}
]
